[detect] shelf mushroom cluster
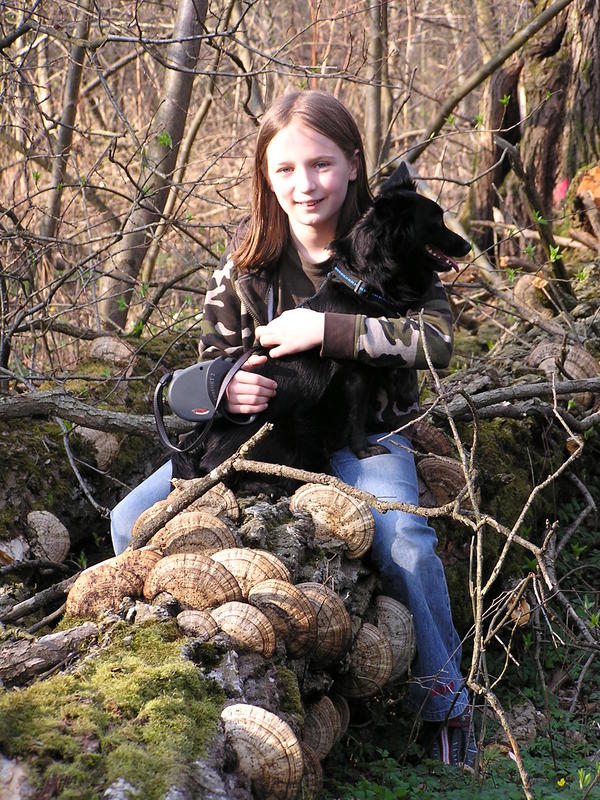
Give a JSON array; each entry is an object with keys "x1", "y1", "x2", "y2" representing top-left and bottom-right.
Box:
[{"x1": 65, "y1": 481, "x2": 416, "y2": 799}]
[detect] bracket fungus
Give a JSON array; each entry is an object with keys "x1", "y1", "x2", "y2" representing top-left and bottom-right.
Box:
[
  {"x1": 210, "y1": 548, "x2": 291, "y2": 598},
  {"x1": 417, "y1": 455, "x2": 479, "y2": 509},
  {"x1": 334, "y1": 622, "x2": 393, "y2": 698},
  {"x1": 148, "y1": 510, "x2": 237, "y2": 555},
  {"x1": 187, "y1": 482, "x2": 240, "y2": 521},
  {"x1": 376, "y1": 595, "x2": 416, "y2": 680},
  {"x1": 302, "y1": 695, "x2": 341, "y2": 759},
  {"x1": 66, "y1": 548, "x2": 161, "y2": 618},
  {"x1": 297, "y1": 582, "x2": 352, "y2": 665},
  {"x1": 143, "y1": 552, "x2": 242, "y2": 609},
  {"x1": 289, "y1": 483, "x2": 374, "y2": 558},
  {"x1": 175, "y1": 609, "x2": 220, "y2": 640},
  {"x1": 211, "y1": 601, "x2": 277, "y2": 658},
  {"x1": 527, "y1": 340, "x2": 600, "y2": 410},
  {"x1": 248, "y1": 578, "x2": 317, "y2": 658},
  {"x1": 26, "y1": 510, "x2": 71, "y2": 564},
  {"x1": 220, "y1": 703, "x2": 304, "y2": 800}
]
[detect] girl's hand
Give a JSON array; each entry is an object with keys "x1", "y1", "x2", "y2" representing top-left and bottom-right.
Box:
[
  {"x1": 255, "y1": 309, "x2": 325, "y2": 357},
  {"x1": 224, "y1": 353, "x2": 277, "y2": 415}
]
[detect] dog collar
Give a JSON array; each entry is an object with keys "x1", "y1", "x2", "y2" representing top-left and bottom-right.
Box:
[{"x1": 330, "y1": 265, "x2": 402, "y2": 312}]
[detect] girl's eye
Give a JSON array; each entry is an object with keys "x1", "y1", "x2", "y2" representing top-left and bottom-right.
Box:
[{"x1": 315, "y1": 161, "x2": 329, "y2": 169}]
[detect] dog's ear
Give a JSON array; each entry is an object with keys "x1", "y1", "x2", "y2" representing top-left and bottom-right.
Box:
[{"x1": 380, "y1": 161, "x2": 415, "y2": 193}]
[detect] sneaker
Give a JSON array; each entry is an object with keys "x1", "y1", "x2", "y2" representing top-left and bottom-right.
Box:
[{"x1": 427, "y1": 712, "x2": 477, "y2": 769}]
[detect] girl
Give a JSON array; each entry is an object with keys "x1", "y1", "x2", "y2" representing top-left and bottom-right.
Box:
[{"x1": 111, "y1": 89, "x2": 476, "y2": 768}]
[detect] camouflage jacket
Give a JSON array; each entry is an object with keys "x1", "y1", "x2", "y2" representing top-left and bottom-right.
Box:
[{"x1": 199, "y1": 250, "x2": 454, "y2": 433}]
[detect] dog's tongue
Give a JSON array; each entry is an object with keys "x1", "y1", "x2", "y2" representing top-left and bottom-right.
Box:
[{"x1": 425, "y1": 245, "x2": 460, "y2": 271}]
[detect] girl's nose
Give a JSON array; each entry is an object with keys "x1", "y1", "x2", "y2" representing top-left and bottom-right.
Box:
[{"x1": 295, "y1": 167, "x2": 316, "y2": 192}]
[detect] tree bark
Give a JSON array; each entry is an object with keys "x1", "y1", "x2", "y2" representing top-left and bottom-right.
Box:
[
  {"x1": 39, "y1": 0, "x2": 92, "y2": 244},
  {"x1": 506, "y1": 0, "x2": 600, "y2": 221},
  {"x1": 468, "y1": 55, "x2": 523, "y2": 255},
  {"x1": 0, "y1": 622, "x2": 97, "y2": 686},
  {"x1": 97, "y1": 0, "x2": 208, "y2": 331},
  {"x1": 365, "y1": 1, "x2": 384, "y2": 174}
]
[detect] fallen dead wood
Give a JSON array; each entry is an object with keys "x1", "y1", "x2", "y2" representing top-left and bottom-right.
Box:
[
  {"x1": 0, "y1": 388, "x2": 187, "y2": 436},
  {"x1": 0, "y1": 574, "x2": 79, "y2": 624},
  {"x1": 470, "y1": 219, "x2": 589, "y2": 250},
  {"x1": 0, "y1": 622, "x2": 98, "y2": 686},
  {"x1": 432, "y1": 377, "x2": 600, "y2": 423}
]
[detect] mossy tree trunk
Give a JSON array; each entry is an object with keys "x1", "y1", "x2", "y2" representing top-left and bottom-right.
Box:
[
  {"x1": 503, "y1": 0, "x2": 600, "y2": 225},
  {"x1": 470, "y1": 0, "x2": 600, "y2": 255}
]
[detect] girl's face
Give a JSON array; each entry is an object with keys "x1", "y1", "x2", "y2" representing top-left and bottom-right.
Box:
[{"x1": 265, "y1": 121, "x2": 358, "y2": 246}]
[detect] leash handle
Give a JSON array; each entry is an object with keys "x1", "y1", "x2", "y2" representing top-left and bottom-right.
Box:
[{"x1": 153, "y1": 350, "x2": 256, "y2": 454}]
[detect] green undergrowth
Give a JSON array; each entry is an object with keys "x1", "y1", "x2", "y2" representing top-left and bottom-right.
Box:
[
  {"x1": 324, "y1": 717, "x2": 600, "y2": 800},
  {"x1": 0, "y1": 621, "x2": 224, "y2": 799}
]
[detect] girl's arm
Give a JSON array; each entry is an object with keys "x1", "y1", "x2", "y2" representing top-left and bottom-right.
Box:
[
  {"x1": 256, "y1": 276, "x2": 453, "y2": 369},
  {"x1": 200, "y1": 257, "x2": 276, "y2": 415},
  {"x1": 321, "y1": 276, "x2": 453, "y2": 369},
  {"x1": 198, "y1": 257, "x2": 246, "y2": 360}
]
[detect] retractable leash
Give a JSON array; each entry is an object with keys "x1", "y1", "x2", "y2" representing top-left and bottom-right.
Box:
[
  {"x1": 154, "y1": 268, "x2": 399, "y2": 454},
  {"x1": 153, "y1": 350, "x2": 256, "y2": 453}
]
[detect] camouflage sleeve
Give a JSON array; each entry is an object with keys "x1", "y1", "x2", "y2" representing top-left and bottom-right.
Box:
[
  {"x1": 198, "y1": 255, "x2": 254, "y2": 360},
  {"x1": 321, "y1": 275, "x2": 453, "y2": 368}
]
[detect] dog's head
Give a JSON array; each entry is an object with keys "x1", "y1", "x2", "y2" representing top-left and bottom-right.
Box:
[{"x1": 334, "y1": 162, "x2": 471, "y2": 300}]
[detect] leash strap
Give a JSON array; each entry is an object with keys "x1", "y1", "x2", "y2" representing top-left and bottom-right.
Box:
[{"x1": 153, "y1": 350, "x2": 256, "y2": 454}]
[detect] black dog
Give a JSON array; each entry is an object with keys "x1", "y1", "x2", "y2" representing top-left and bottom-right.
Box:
[{"x1": 171, "y1": 162, "x2": 470, "y2": 486}]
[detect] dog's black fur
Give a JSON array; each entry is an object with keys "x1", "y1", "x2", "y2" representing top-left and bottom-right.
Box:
[{"x1": 171, "y1": 162, "x2": 470, "y2": 488}]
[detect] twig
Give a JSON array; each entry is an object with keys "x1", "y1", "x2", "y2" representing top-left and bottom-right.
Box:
[
  {"x1": 0, "y1": 559, "x2": 70, "y2": 577},
  {"x1": 555, "y1": 473, "x2": 597, "y2": 555},
  {"x1": 27, "y1": 603, "x2": 67, "y2": 634},
  {"x1": 57, "y1": 417, "x2": 111, "y2": 518},
  {"x1": 0, "y1": 574, "x2": 78, "y2": 624},
  {"x1": 472, "y1": 685, "x2": 534, "y2": 800},
  {"x1": 471, "y1": 219, "x2": 588, "y2": 250},
  {"x1": 495, "y1": 136, "x2": 572, "y2": 292},
  {"x1": 130, "y1": 423, "x2": 275, "y2": 548},
  {"x1": 569, "y1": 651, "x2": 596, "y2": 714}
]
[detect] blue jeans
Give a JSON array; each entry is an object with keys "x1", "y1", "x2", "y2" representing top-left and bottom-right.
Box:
[
  {"x1": 111, "y1": 434, "x2": 468, "y2": 721},
  {"x1": 329, "y1": 433, "x2": 468, "y2": 722},
  {"x1": 110, "y1": 460, "x2": 173, "y2": 556}
]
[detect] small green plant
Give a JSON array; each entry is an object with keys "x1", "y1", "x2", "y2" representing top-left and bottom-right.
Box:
[
  {"x1": 32, "y1": 169, "x2": 40, "y2": 183},
  {"x1": 525, "y1": 242, "x2": 536, "y2": 257},
  {"x1": 445, "y1": 113, "x2": 455, "y2": 125},
  {"x1": 500, "y1": 94, "x2": 511, "y2": 106},
  {"x1": 570, "y1": 541, "x2": 587, "y2": 558},
  {"x1": 157, "y1": 130, "x2": 172, "y2": 148},
  {"x1": 533, "y1": 209, "x2": 547, "y2": 225},
  {"x1": 549, "y1": 243, "x2": 562, "y2": 262}
]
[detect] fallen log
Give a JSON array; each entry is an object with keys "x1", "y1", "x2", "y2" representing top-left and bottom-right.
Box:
[{"x1": 0, "y1": 622, "x2": 98, "y2": 686}]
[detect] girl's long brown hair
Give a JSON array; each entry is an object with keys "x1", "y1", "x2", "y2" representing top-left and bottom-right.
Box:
[{"x1": 232, "y1": 90, "x2": 372, "y2": 272}]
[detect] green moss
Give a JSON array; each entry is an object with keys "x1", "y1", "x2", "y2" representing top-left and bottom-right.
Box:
[
  {"x1": 0, "y1": 420, "x2": 79, "y2": 541},
  {"x1": 0, "y1": 621, "x2": 224, "y2": 799},
  {"x1": 275, "y1": 666, "x2": 304, "y2": 718}
]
